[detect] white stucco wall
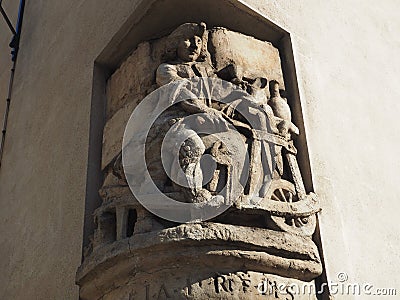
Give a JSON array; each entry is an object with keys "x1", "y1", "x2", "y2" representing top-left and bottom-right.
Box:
[
  {"x1": 0, "y1": 1, "x2": 141, "y2": 299},
  {"x1": 249, "y1": 1, "x2": 400, "y2": 298},
  {"x1": 0, "y1": 1, "x2": 399, "y2": 299}
]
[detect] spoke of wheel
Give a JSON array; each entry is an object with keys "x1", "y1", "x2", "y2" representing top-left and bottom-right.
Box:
[
  {"x1": 271, "y1": 193, "x2": 280, "y2": 201},
  {"x1": 288, "y1": 192, "x2": 293, "y2": 203},
  {"x1": 287, "y1": 218, "x2": 294, "y2": 226},
  {"x1": 278, "y1": 188, "x2": 286, "y2": 202}
]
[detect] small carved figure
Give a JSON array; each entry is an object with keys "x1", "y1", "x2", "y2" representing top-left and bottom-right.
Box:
[
  {"x1": 268, "y1": 80, "x2": 299, "y2": 139},
  {"x1": 216, "y1": 66, "x2": 276, "y2": 197}
]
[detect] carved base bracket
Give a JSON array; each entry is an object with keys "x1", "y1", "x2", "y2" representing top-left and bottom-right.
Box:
[{"x1": 76, "y1": 223, "x2": 322, "y2": 299}]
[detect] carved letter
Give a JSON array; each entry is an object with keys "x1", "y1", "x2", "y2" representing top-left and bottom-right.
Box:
[{"x1": 214, "y1": 275, "x2": 233, "y2": 293}]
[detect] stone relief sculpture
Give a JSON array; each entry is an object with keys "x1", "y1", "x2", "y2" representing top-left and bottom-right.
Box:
[{"x1": 77, "y1": 22, "x2": 323, "y2": 300}]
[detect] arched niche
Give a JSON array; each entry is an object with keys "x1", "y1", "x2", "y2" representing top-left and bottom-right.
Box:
[{"x1": 82, "y1": 2, "x2": 327, "y2": 297}]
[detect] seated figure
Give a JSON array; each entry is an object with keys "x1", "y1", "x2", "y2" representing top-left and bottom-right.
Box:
[{"x1": 155, "y1": 22, "x2": 226, "y2": 203}]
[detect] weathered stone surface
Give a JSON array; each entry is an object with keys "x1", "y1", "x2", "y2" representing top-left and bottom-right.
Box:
[
  {"x1": 77, "y1": 223, "x2": 321, "y2": 299},
  {"x1": 101, "y1": 271, "x2": 317, "y2": 300},
  {"x1": 209, "y1": 27, "x2": 285, "y2": 88},
  {"x1": 106, "y1": 42, "x2": 156, "y2": 120},
  {"x1": 102, "y1": 98, "x2": 139, "y2": 169},
  {"x1": 81, "y1": 22, "x2": 323, "y2": 300}
]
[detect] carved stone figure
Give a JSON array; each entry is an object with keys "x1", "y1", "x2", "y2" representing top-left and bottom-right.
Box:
[
  {"x1": 154, "y1": 23, "x2": 230, "y2": 203},
  {"x1": 268, "y1": 80, "x2": 299, "y2": 138},
  {"x1": 76, "y1": 22, "x2": 323, "y2": 300}
]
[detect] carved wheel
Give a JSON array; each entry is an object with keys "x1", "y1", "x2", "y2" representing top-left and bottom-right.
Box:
[
  {"x1": 267, "y1": 179, "x2": 316, "y2": 236},
  {"x1": 267, "y1": 179, "x2": 298, "y2": 203}
]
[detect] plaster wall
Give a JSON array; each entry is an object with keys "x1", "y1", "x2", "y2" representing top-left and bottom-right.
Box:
[
  {"x1": 248, "y1": 1, "x2": 400, "y2": 297},
  {"x1": 0, "y1": 1, "x2": 18, "y2": 135},
  {"x1": 0, "y1": 0, "x2": 399, "y2": 299},
  {"x1": 0, "y1": 1, "x2": 141, "y2": 299}
]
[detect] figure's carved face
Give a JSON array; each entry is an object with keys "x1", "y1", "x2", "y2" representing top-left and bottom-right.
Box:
[
  {"x1": 177, "y1": 35, "x2": 202, "y2": 62},
  {"x1": 269, "y1": 81, "x2": 280, "y2": 97}
]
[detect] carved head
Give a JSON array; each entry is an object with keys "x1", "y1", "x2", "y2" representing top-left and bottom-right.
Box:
[
  {"x1": 269, "y1": 80, "x2": 280, "y2": 97},
  {"x1": 177, "y1": 34, "x2": 202, "y2": 62},
  {"x1": 168, "y1": 22, "x2": 208, "y2": 62}
]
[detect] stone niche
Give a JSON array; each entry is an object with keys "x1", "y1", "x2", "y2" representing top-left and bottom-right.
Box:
[{"x1": 76, "y1": 1, "x2": 324, "y2": 299}]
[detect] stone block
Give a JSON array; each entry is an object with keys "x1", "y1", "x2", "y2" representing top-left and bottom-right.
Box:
[
  {"x1": 209, "y1": 27, "x2": 285, "y2": 87},
  {"x1": 102, "y1": 98, "x2": 139, "y2": 170},
  {"x1": 106, "y1": 42, "x2": 156, "y2": 120}
]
